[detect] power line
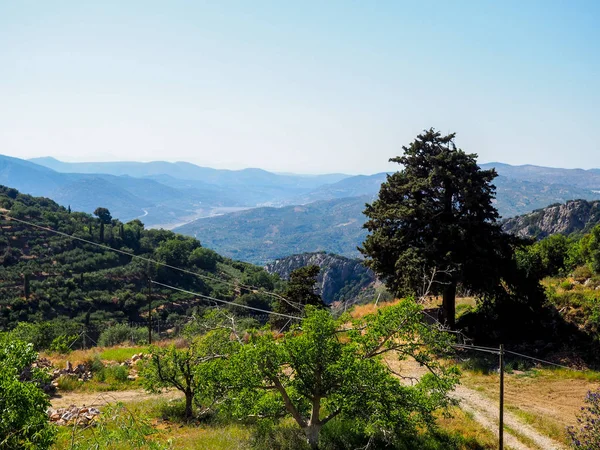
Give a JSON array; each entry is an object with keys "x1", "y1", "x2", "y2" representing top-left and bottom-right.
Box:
[
  {"x1": 1, "y1": 213, "x2": 303, "y2": 309},
  {"x1": 150, "y1": 280, "x2": 302, "y2": 320},
  {"x1": 504, "y1": 349, "x2": 583, "y2": 372}
]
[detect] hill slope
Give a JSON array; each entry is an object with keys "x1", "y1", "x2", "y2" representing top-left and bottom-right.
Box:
[
  {"x1": 174, "y1": 196, "x2": 371, "y2": 264},
  {"x1": 265, "y1": 252, "x2": 376, "y2": 304},
  {"x1": 0, "y1": 185, "x2": 283, "y2": 331},
  {"x1": 502, "y1": 199, "x2": 600, "y2": 238}
]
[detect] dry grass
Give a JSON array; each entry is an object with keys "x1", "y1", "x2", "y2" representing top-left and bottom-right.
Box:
[
  {"x1": 461, "y1": 368, "x2": 600, "y2": 444},
  {"x1": 349, "y1": 299, "x2": 401, "y2": 318}
]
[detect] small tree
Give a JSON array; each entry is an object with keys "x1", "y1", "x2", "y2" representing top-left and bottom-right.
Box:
[
  {"x1": 0, "y1": 336, "x2": 56, "y2": 449},
  {"x1": 94, "y1": 207, "x2": 112, "y2": 243},
  {"x1": 227, "y1": 301, "x2": 458, "y2": 449},
  {"x1": 568, "y1": 389, "x2": 600, "y2": 449},
  {"x1": 272, "y1": 265, "x2": 323, "y2": 329},
  {"x1": 141, "y1": 328, "x2": 236, "y2": 419}
]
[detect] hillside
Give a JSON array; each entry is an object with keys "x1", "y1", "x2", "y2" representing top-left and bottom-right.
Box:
[
  {"x1": 174, "y1": 196, "x2": 371, "y2": 264},
  {"x1": 482, "y1": 162, "x2": 600, "y2": 190},
  {"x1": 502, "y1": 199, "x2": 600, "y2": 238},
  {"x1": 265, "y1": 252, "x2": 376, "y2": 304},
  {"x1": 0, "y1": 185, "x2": 284, "y2": 331}
]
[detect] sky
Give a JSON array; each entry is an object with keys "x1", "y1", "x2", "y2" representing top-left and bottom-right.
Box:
[{"x1": 0, "y1": 1, "x2": 599, "y2": 175}]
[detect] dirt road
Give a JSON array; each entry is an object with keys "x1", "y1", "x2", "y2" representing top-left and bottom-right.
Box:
[{"x1": 390, "y1": 358, "x2": 566, "y2": 450}]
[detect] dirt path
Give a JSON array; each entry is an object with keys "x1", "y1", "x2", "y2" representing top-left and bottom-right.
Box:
[
  {"x1": 453, "y1": 385, "x2": 565, "y2": 450},
  {"x1": 50, "y1": 389, "x2": 182, "y2": 409},
  {"x1": 389, "y1": 359, "x2": 566, "y2": 450}
]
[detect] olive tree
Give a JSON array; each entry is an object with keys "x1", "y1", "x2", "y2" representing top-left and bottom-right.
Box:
[
  {"x1": 225, "y1": 301, "x2": 458, "y2": 449},
  {"x1": 141, "y1": 328, "x2": 237, "y2": 419}
]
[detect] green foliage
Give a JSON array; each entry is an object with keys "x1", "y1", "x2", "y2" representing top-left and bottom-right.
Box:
[
  {"x1": 96, "y1": 364, "x2": 130, "y2": 383},
  {"x1": 361, "y1": 128, "x2": 517, "y2": 327},
  {"x1": 0, "y1": 186, "x2": 280, "y2": 332},
  {"x1": 225, "y1": 301, "x2": 459, "y2": 449},
  {"x1": 98, "y1": 324, "x2": 149, "y2": 347},
  {"x1": 141, "y1": 328, "x2": 237, "y2": 418},
  {"x1": 67, "y1": 403, "x2": 170, "y2": 450},
  {"x1": 0, "y1": 336, "x2": 56, "y2": 449},
  {"x1": 49, "y1": 334, "x2": 77, "y2": 354},
  {"x1": 188, "y1": 247, "x2": 220, "y2": 271},
  {"x1": 56, "y1": 374, "x2": 80, "y2": 391},
  {"x1": 8, "y1": 320, "x2": 82, "y2": 351},
  {"x1": 93, "y1": 207, "x2": 113, "y2": 224}
]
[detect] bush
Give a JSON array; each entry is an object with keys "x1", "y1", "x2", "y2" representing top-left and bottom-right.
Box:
[
  {"x1": 98, "y1": 323, "x2": 149, "y2": 347},
  {"x1": 573, "y1": 266, "x2": 594, "y2": 283},
  {"x1": 56, "y1": 375, "x2": 80, "y2": 391},
  {"x1": 0, "y1": 336, "x2": 56, "y2": 449},
  {"x1": 49, "y1": 334, "x2": 77, "y2": 354},
  {"x1": 95, "y1": 364, "x2": 130, "y2": 383},
  {"x1": 568, "y1": 389, "x2": 600, "y2": 448}
]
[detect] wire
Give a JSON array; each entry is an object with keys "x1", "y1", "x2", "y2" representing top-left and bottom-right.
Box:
[
  {"x1": 453, "y1": 344, "x2": 501, "y2": 355},
  {"x1": 0, "y1": 213, "x2": 303, "y2": 309},
  {"x1": 150, "y1": 280, "x2": 302, "y2": 320},
  {"x1": 504, "y1": 349, "x2": 583, "y2": 372}
]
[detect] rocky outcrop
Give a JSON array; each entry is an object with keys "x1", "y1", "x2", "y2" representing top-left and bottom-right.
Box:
[
  {"x1": 502, "y1": 199, "x2": 600, "y2": 238},
  {"x1": 265, "y1": 252, "x2": 376, "y2": 304}
]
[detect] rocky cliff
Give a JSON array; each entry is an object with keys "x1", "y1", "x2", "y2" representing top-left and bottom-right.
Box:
[
  {"x1": 265, "y1": 252, "x2": 376, "y2": 304},
  {"x1": 502, "y1": 199, "x2": 600, "y2": 238}
]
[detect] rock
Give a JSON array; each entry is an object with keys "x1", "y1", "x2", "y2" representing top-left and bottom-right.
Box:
[
  {"x1": 50, "y1": 413, "x2": 60, "y2": 421},
  {"x1": 127, "y1": 375, "x2": 137, "y2": 381},
  {"x1": 79, "y1": 408, "x2": 89, "y2": 414},
  {"x1": 66, "y1": 361, "x2": 72, "y2": 371},
  {"x1": 61, "y1": 412, "x2": 73, "y2": 421}
]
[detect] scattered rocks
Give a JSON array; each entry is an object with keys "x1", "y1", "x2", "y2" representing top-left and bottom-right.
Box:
[
  {"x1": 47, "y1": 405, "x2": 101, "y2": 426},
  {"x1": 52, "y1": 362, "x2": 93, "y2": 382}
]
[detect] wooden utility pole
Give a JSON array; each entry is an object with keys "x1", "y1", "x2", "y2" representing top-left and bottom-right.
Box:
[
  {"x1": 499, "y1": 344, "x2": 505, "y2": 449},
  {"x1": 147, "y1": 275, "x2": 152, "y2": 345}
]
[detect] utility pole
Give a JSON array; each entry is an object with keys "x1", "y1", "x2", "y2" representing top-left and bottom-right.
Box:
[
  {"x1": 499, "y1": 343, "x2": 505, "y2": 450},
  {"x1": 147, "y1": 275, "x2": 152, "y2": 345}
]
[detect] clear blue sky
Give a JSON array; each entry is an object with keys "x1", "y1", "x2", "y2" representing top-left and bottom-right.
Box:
[{"x1": 1, "y1": 1, "x2": 598, "y2": 174}]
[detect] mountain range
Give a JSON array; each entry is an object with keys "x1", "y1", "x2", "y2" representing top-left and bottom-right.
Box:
[{"x1": 2, "y1": 154, "x2": 600, "y2": 263}]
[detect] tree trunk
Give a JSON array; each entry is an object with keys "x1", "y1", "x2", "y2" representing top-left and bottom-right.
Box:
[
  {"x1": 185, "y1": 391, "x2": 193, "y2": 418},
  {"x1": 304, "y1": 424, "x2": 321, "y2": 450},
  {"x1": 442, "y1": 281, "x2": 457, "y2": 329}
]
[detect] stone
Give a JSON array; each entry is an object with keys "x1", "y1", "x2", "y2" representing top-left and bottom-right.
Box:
[{"x1": 66, "y1": 361, "x2": 72, "y2": 371}]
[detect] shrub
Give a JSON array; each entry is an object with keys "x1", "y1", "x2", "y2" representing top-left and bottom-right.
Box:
[
  {"x1": 68, "y1": 403, "x2": 168, "y2": 450},
  {"x1": 56, "y1": 375, "x2": 81, "y2": 391},
  {"x1": 560, "y1": 280, "x2": 574, "y2": 291},
  {"x1": 0, "y1": 336, "x2": 56, "y2": 449},
  {"x1": 573, "y1": 266, "x2": 594, "y2": 283},
  {"x1": 568, "y1": 389, "x2": 600, "y2": 448},
  {"x1": 49, "y1": 334, "x2": 77, "y2": 354},
  {"x1": 98, "y1": 323, "x2": 149, "y2": 347}
]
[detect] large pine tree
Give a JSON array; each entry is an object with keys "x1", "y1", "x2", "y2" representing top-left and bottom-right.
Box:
[{"x1": 361, "y1": 129, "x2": 511, "y2": 328}]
